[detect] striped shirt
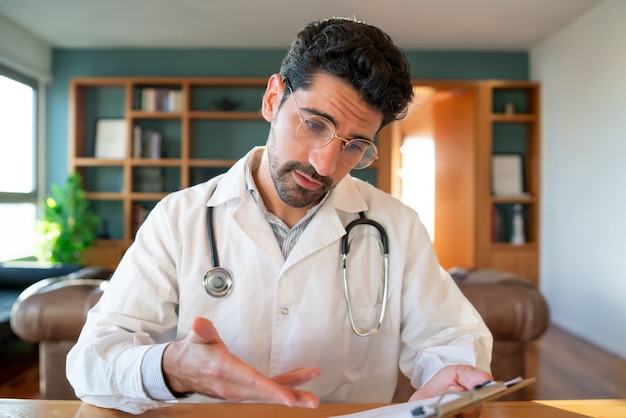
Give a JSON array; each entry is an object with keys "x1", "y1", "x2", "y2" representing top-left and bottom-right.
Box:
[{"x1": 244, "y1": 151, "x2": 329, "y2": 259}]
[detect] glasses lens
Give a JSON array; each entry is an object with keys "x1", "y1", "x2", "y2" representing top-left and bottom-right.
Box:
[
  {"x1": 296, "y1": 115, "x2": 335, "y2": 148},
  {"x1": 344, "y1": 139, "x2": 377, "y2": 169},
  {"x1": 295, "y1": 114, "x2": 378, "y2": 170}
]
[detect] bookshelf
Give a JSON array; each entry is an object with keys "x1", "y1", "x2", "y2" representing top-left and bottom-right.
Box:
[
  {"x1": 69, "y1": 77, "x2": 270, "y2": 269},
  {"x1": 476, "y1": 81, "x2": 541, "y2": 284}
]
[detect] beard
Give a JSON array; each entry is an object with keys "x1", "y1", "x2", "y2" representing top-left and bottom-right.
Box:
[{"x1": 267, "y1": 128, "x2": 333, "y2": 208}]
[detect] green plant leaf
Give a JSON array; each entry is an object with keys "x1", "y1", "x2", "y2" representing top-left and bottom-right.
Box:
[{"x1": 36, "y1": 172, "x2": 100, "y2": 264}]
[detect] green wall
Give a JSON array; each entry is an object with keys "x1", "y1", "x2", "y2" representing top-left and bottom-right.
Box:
[{"x1": 48, "y1": 48, "x2": 528, "y2": 187}]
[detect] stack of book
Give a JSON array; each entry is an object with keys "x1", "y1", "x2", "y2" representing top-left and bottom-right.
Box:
[
  {"x1": 132, "y1": 126, "x2": 162, "y2": 159},
  {"x1": 140, "y1": 88, "x2": 184, "y2": 112}
]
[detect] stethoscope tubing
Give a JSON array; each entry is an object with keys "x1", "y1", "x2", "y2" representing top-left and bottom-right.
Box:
[{"x1": 341, "y1": 212, "x2": 389, "y2": 336}]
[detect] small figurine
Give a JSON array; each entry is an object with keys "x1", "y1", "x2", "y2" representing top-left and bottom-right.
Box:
[{"x1": 510, "y1": 204, "x2": 526, "y2": 245}]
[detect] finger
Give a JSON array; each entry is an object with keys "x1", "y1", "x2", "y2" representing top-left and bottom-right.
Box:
[
  {"x1": 291, "y1": 388, "x2": 320, "y2": 409},
  {"x1": 245, "y1": 369, "x2": 318, "y2": 408},
  {"x1": 272, "y1": 367, "x2": 320, "y2": 387},
  {"x1": 456, "y1": 366, "x2": 493, "y2": 391},
  {"x1": 189, "y1": 317, "x2": 223, "y2": 345}
]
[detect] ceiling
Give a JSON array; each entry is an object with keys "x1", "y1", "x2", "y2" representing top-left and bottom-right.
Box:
[{"x1": 0, "y1": 0, "x2": 600, "y2": 50}]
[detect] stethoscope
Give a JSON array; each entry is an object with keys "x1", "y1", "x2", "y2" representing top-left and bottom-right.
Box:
[{"x1": 203, "y1": 205, "x2": 389, "y2": 337}]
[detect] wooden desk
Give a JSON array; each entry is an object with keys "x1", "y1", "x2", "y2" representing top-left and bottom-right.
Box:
[{"x1": 0, "y1": 399, "x2": 624, "y2": 417}]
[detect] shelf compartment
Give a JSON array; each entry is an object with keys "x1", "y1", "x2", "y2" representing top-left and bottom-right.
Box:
[
  {"x1": 80, "y1": 166, "x2": 124, "y2": 194},
  {"x1": 131, "y1": 119, "x2": 182, "y2": 159},
  {"x1": 190, "y1": 119, "x2": 269, "y2": 160},
  {"x1": 132, "y1": 166, "x2": 180, "y2": 193},
  {"x1": 190, "y1": 84, "x2": 266, "y2": 112},
  {"x1": 491, "y1": 202, "x2": 537, "y2": 244},
  {"x1": 71, "y1": 84, "x2": 126, "y2": 159},
  {"x1": 189, "y1": 111, "x2": 263, "y2": 120},
  {"x1": 89, "y1": 200, "x2": 125, "y2": 240},
  {"x1": 189, "y1": 167, "x2": 230, "y2": 186},
  {"x1": 132, "y1": 84, "x2": 184, "y2": 113},
  {"x1": 491, "y1": 85, "x2": 538, "y2": 115}
]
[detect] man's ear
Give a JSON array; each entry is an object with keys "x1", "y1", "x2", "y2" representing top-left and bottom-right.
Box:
[{"x1": 261, "y1": 74, "x2": 284, "y2": 122}]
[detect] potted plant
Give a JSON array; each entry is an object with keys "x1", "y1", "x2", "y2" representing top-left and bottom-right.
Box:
[{"x1": 36, "y1": 173, "x2": 100, "y2": 264}]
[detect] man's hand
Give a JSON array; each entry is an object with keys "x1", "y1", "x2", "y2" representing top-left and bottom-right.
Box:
[
  {"x1": 162, "y1": 317, "x2": 320, "y2": 408},
  {"x1": 409, "y1": 365, "x2": 493, "y2": 417}
]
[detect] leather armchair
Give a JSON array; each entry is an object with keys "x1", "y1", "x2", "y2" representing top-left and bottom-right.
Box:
[
  {"x1": 10, "y1": 266, "x2": 113, "y2": 400},
  {"x1": 11, "y1": 267, "x2": 548, "y2": 401}
]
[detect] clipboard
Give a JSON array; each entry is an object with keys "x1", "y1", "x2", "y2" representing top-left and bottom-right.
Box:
[
  {"x1": 328, "y1": 377, "x2": 536, "y2": 418},
  {"x1": 411, "y1": 377, "x2": 536, "y2": 417}
]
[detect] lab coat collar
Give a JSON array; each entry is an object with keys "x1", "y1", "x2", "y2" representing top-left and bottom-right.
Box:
[
  {"x1": 204, "y1": 147, "x2": 371, "y2": 270},
  {"x1": 328, "y1": 174, "x2": 370, "y2": 216},
  {"x1": 205, "y1": 148, "x2": 260, "y2": 208}
]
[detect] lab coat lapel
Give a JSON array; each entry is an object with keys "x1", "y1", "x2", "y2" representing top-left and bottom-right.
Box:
[
  {"x1": 208, "y1": 149, "x2": 286, "y2": 270},
  {"x1": 284, "y1": 176, "x2": 369, "y2": 271},
  {"x1": 233, "y1": 195, "x2": 286, "y2": 269}
]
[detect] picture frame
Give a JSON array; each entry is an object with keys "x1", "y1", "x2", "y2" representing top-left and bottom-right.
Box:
[
  {"x1": 491, "y1": 153, "x2": 525, "y2": 196},
  {"x1": 95, "y1": 119, "x2": 127, "y2": 159}
]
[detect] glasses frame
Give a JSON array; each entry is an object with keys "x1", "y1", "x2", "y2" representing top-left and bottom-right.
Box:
[{"x1": 285, "y1": 85, "x2": 378, "y2": 170}]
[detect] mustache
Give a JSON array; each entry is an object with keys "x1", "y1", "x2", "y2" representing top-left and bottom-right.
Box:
[{"x1": 282, "y1": 161, "x2": 333, "y2": 188}]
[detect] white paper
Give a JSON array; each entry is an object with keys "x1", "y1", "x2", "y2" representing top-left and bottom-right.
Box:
[{"x1": 329, "y1": 393, "x2": 462, "y2": 418}]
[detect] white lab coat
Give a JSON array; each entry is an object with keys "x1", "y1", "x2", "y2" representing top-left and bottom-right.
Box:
[{"x1": 67, "y1": 147, "x2": 492, "y2": 414}]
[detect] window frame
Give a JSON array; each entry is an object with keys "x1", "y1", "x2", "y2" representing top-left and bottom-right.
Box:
[{"x1": 0, "y1": 62, "x2": 44, "y2": 260}]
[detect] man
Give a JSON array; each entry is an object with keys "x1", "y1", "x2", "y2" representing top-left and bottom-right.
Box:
[{"x1": 67, "y1": 17, "x2": 493, "y2": 414}]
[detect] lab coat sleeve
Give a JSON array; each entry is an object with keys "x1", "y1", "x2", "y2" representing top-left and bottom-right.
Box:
[
  {"x1": 66, "y1": 200, "x2": 183, "y2": 414},
  {"x1": 397, "y1": 215, "x2": 493, "y2": 390}
]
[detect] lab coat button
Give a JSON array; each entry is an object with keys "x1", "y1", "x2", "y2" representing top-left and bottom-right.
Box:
[{"x1": 280, "y1": 307, "x2": 289, "y2": 315}]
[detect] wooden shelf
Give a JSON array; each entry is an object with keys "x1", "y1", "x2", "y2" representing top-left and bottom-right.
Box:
[
  {"x1": 492, "y1": 195, "x2": 537, "y2": 204},
  {"x1": 490, "y1": 113, "x2": 537, "y2": 122},
  {"x1": 188, "y1": 111, "x2": 263, "y2": 119}
]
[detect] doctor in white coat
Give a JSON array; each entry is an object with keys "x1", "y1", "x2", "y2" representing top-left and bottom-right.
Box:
[{"x1": 67, "y1": 17, "x2": 493, "y2": 415}]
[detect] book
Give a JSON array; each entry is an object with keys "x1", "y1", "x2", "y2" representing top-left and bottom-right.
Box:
[
  {"x1": 133, "y1": 167, "x2": 163, "y2": 192},
  {"x1": 95, "y1": 119, "x2": 126, "y2": 159},
  {"x1": 132, "y1": 125, "x2": 143, "y2": 158},
  {"x1": 491, "y1": 154, "x2": 527, "y2": 197},
  {"x1": 145, "y1": 130, "x2": 162, "y2": 159}
]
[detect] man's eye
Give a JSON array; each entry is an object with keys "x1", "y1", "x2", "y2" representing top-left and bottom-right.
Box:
[
  {"x1": 345, "y1": 140, "x2": 367, "y2": 154},
  {"x1": 304, "y1": 117, "x2": 328, "y2": 134}
]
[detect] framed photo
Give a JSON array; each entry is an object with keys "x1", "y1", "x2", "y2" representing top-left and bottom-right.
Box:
[
  {"x1": 95, "y1": 119, "x2": 127, "y2": 159},
  {"x1": 491, "y1": 154, "x2": 525, "y2": 196}
]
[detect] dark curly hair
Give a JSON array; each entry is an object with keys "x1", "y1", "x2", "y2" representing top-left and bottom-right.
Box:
[{"x1": 279, "y1": 17, "x2": 414, "y2": 128}]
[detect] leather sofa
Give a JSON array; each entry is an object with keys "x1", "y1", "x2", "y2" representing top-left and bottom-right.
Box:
[{"x1": 11, "y1": 267, "x2": 548, "y2": 401}]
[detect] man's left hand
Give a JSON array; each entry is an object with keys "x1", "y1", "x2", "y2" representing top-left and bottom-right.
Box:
[{"x1": 409, "y1": 365, "x2": 493, "y2": 417}]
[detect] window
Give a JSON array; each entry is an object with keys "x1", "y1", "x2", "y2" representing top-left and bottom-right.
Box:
[
  {"x1": 400, "y1": 136, "x2": 436, "y2": 241},
  {"x1": 0, "y1": 65, "x2": 39, "y2": 261}
]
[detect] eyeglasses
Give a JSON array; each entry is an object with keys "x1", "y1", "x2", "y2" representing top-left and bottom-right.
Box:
[{"x1": 286, "y1": 85, "x2": 378, "y2": 170}]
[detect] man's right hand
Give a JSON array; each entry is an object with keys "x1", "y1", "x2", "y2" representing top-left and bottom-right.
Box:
[{"x1": 162, "y1": 317, "x2": 320, "y2": 408}]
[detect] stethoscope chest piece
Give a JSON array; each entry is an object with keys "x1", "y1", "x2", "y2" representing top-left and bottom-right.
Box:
[{"x1": 203, "y1": 267, "x2": 234, "y2": 298}]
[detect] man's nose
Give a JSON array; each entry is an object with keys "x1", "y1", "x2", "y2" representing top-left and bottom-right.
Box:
[{"x1": 308, "y1": 138, "x2": 342, "y2": 177}]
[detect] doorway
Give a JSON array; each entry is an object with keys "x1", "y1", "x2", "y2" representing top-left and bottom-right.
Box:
[{"x1": 388, "y1": 82, "x2": 478, "y2": 269}]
